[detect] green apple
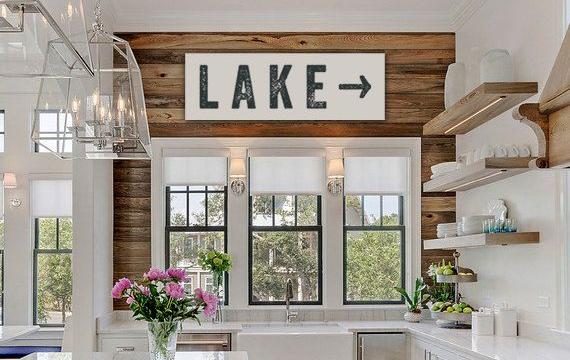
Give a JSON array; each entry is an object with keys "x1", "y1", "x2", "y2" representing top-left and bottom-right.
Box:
[
  {"x1": 443, "y1": 268, "x2": 455, "y2": 276},
  {"x1": 463, "y1": 307, "x2": 473, "y2": 314}
]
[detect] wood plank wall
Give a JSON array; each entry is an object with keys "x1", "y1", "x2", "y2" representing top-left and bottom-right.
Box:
[{"x1": 113, "y1": 33, "x2": 456, "y2": 309}]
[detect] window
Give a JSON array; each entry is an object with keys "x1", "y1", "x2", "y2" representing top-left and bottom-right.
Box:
[
  {"x1": 0, "y1": 110, "x2": 4, "y2": 152},
  {"x1": 34, "y1": 111, "x2": 73, "y2": 154},
  {"x1": 31, "y1": 179, "x2": 72, "y2": 326},
  {"x1": 166, "y1": 185, "x2": 228, "y2": 301},
  {"x1": 343, "y1": 195, "x2": 405, "y2": 304},
  {"x1": 34, "y1": 218, "x2": 72, "y2": 326},
  {"x1": 249, "y1": 194, "x2": 322, "y2": 305}
]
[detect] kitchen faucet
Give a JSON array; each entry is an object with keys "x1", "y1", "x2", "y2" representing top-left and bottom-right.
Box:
[{"x1": 285, "y1": 278, "x2": 298, "y2": 323}]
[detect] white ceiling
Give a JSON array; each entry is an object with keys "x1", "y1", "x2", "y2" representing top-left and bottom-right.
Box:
[{"x1": 106, "y1": 0, "x2": 485, "y2": 32}]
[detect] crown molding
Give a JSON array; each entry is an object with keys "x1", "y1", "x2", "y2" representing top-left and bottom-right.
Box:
[
  {"x1": 110, "y1": 1, "x2": 484, "y2": 33},
  {"x1": 112, "y1": 10, "x2": 453, "y2": 33}
]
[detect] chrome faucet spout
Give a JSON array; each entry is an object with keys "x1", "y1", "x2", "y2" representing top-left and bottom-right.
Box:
[{"x1": 285, "y1": 278, "x2": 298, "y2": 323}]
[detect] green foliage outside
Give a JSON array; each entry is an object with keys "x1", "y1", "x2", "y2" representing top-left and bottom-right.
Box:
[{"x1": 36, "y1": 218, "x2": 72, "y2": 325}]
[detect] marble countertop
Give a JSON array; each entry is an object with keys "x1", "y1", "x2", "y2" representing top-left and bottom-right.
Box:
[
  {"x1": 0, "y1": 325, "x2": 40, "y2": 343},
  {"x1": 98, "y1": 319, "x2": 570, "y2": 360},
  {"x1": 22, "y1": 352, "x2": 247, "y2": 360}
]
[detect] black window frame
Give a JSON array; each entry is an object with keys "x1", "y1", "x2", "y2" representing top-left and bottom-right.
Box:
[
  {"x1": 0, "y1": 110, "x2": 5, "y2": 153},
  {"x1": 33, "y1": 110, "x2": 73, "y2": 154},
  {"x1": 248, "y1": 194, "x2": 323, "y2": 306},
  {"x1": 33, "y1": 217, "x2": 73, "y2": 327},
  {"x1": 343, "y1": 194, "x2": 406, "y2": 305},
  {"x1": 165, "y1": 185, "x2": 229, "y2": 305}
]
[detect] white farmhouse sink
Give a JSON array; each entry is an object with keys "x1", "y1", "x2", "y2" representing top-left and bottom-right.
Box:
[{"x1": 237, "y1": 322, "x2": 353, "y2": 360}]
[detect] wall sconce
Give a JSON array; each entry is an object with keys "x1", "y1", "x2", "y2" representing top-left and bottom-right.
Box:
[
  {"x1": 229, "y1": 158, "x2": 247, "y2": 196},
  {"x1": 327, "y1": 158, "x2": 344, "y2": 196},
  {"x1": 3, "y1": 173, "x2": 21, "y2": 207}
]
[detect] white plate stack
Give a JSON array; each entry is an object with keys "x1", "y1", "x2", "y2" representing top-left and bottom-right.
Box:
[
  {"x1": 437, "y1": 222, "x2": 458, "y2": 238},
  {"x1": 430, "y1": 162, "x2": 458, "y2": 179},
  {"x1": 459, "y1": 215, "x2": 495, "y2": 235}
]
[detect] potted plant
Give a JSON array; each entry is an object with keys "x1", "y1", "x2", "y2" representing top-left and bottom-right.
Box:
[
  {"x1": 112, "y1": 267, "x2": 218, "y2": 360},
  {"x1": 198, "y1": 250, "x2": 232, "y2": 323},
  {"x1": 394, "y1": 278, "x2": 430, "y2": 323}
]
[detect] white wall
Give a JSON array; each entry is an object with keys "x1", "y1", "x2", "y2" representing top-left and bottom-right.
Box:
[{"x1": 455, "y1": 0, "x2": 566, "y2": 329}]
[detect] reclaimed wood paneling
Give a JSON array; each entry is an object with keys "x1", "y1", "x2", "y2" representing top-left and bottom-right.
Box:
[
  {"x1": 113, "y1": 160, "x2": 151, "y2": 310},
  {"x1": 113, "y1": 32, "x2": 456, "y2": 309}
]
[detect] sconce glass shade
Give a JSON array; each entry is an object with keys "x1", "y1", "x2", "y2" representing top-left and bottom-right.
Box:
[
  {"x1": 32, "y1": 14, "x2": 151, "y2": 159},
  {"x1": 3, "y1": 172, "x2": 17, "y2": 188},
  {"x1": 328, "y1": 158, "x2": 345, "y2": 179},
  {"x1": 229, "y1": 158, "x2": 247, "y2": 178},
  {"x1": 0, "y1": 0, "x2": 93, "y2": 78}
]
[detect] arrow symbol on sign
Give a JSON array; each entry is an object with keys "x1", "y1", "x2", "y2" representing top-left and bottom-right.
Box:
[{"x1": 338, "y1": 75, "x2": 372, "y2": 99}]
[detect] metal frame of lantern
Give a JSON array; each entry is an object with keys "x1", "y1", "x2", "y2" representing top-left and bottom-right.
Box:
[
  {"x1": 0, "y1": 0, "x2": 94, "y2": 77},
  {"x1": 31, "y1": 0, "x2": 151, "y2": 159}
]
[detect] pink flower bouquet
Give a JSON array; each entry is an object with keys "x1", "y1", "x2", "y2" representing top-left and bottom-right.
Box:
[{"x1": 112, "y1": 267, "x2": 218, "y2": 324}]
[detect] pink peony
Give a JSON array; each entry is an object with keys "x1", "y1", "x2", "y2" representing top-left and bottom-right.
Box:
[
  {"x1": 195, "y1": 288, "x2": 218, "y2": 318},
  {"x1": 165, "y1": 282, "x2": 185, "y2": 299},
  {"x1": 144, "y1": 268, "x2": 168, "y2": 281},
  {"x1": 166, "y1": 268, "x2": 187, "y2": 282},
  {"x1": 137, "y1": 284, "x2": 150, "y2": 296},
  {"x1": 112, "y1": 277, "x2": 132, "y2": 299},
  {"x1": 126, "y1": 296, "x2": 135, "y2": 305}
]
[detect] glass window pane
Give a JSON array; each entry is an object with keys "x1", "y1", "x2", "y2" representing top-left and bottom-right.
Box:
[
  {"x1": 169, "y1": 186, "x2": 187, "y2": 192},
  {"x1": 251, "y1": 231, "x2": 319, "y2": 302},
  {"x1": 36, "y1": 253, "x2": 72, "y2": 325},
  {"x1": 345, "y1": 230, "x2": 402, "y2": 302},
  {"x1": 58, "y1": 218, "x2": 73, "y2": 249},
  {"x1": 382, "y1": 196, "x2": 401, "y2": 226},
  {"x1": 189, "y1": 193, "x2": 206, "y2": 226},
  {"x1": 0, "y1": 111, "x2": 4, "y2": 131},
  {"x1": 207, "y1": 192, "x2": 225, "y2": 226},
  {"x1": 296, "y1": 195, "x2": 318, "y2": 226},
  {"x1": 363, "y1": 196, "x2": 381, "y2": 226},
  {"x1": 0, "y1": 136, "x2": 4, "y2": 152},
  {"x1": 345, "y1": 196, "x2": 362, "y2": 226},
  {"x1": 38, "y1": 218, "x2": 57, "y2": 249},
  {"x1": 252, "y1": 195, "x2": 272, "y2": 226},
  {"x1": 275, "y1": 195, "x2": 294, "y2": 226},
  {"x1": 39, "y1": 113, "x2": 58, "y2": 132},
  {"x1": 169, "y1": 193, "x2": 187, "y2": 226},
  {"x1": 38, "y1": 140, "x2": 58, "y2": 153},
  {"x1": 208, "y1": 185, "x2": 224, "y2": 192},
  {"x1": 169, "y1": 231, "x2": 225, "y2": 294},
  {"x1": 188, "y1": 186, "x2": 206, "y2": 191}
]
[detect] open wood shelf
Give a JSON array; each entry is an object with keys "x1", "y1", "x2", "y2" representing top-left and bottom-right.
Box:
[
  {"x1": 424, "y1": 232, "x2": 539, "y2": 250},
  {"x1": 423, "y1": 157, "x2": 537, "y2": 192},
  {"x1": 423, "y1": 82, "x2": 538, "y2": 135}
]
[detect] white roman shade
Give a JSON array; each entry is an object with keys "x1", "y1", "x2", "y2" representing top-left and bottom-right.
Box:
[
  {"x1": 163, "y1": 149, "x2": 229, "y2": 186},
  {"x1": 344, "y1": 149, "x2": 409, "y2": 195},
  {"x1": 32, "y1": 179, "x2": 72, "y2": 217},
  {"x1": 249, "y1": 149, "x2": 325, "y2": 195}
]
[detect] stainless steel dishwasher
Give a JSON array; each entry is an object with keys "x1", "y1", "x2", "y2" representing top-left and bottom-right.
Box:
[
  {"x1": 357, "y1": 333, "x2": 407, "y2": 360},
  {"x1": 176, "y1": 333, "x2": 231, "y2": 351}
]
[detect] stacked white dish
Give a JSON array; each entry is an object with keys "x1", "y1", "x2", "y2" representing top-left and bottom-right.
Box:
[
  {"x1": 437, "y1": 222, "x2": 458, "y2": 238},
  {"x1": 459, "y1": 215, "x2": 495, "y2": 235},
  {"x1": 430, "y1": 162, "x2": 458, "y2": 179}
]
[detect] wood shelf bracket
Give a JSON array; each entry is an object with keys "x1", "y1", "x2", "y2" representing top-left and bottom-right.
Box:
[{"x1": 512, "y1": 103, "x2": 549, "y2": 169}]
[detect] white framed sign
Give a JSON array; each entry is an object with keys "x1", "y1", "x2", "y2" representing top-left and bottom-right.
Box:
[{"x1": 185, "y1": 53, "x2": 385, "y2": 121}]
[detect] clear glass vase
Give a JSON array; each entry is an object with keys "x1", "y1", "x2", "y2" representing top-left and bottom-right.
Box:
[
  {"x1": 212, "y1": 270, "x2": 224, "y2": 324},
  {"x1": 147, "y1": 320, "x2": 179, "y2": 360}
]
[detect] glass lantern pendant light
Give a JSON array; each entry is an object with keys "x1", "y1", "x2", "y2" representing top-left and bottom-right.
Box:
[
  {"x1": 0, "y1": 0, "x2": 93, "y2": 78},
  {"x1": 32, "y1": 0, "x2": 152, "y2": 159}
]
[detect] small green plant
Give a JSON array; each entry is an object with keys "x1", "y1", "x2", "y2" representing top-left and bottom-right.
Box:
[
  {"x1": 198, "y1": 250, "x2": 232, "y2": 273},
  {"x1": 427, "y1": 262, "x2": 455, "y2": 303},
  {"x1": 394, "y1": 278, "x2": 430, "y2": 313}
]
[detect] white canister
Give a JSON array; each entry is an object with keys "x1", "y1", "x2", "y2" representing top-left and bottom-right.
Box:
[
  {"x1": 494, "y1": 306, "x2": 517, "y2": 337},
  {"x1": 480, "y1": 49, "x2": 514, "y2": 83},
  {"x1": 472, "y1": 308, "x2": 494, "y2": 336}
]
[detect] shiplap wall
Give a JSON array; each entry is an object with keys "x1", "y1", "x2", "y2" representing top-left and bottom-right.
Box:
[{"x1": 113, "y1": 32, "x2": 456, "y2": 309}]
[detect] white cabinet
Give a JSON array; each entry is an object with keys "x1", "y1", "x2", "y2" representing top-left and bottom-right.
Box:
[{"x1": 410, "y1": 337, "x2": 456, "y2": 360}]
